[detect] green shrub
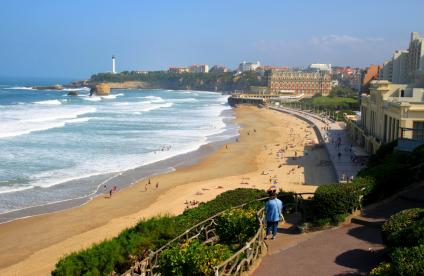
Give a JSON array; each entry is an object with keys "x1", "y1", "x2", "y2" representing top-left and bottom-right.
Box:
[
  {"x1": 52, "y1": 188, "x2": 266, "y2": 275},
  {"x1": 158, "y1": 240, "x2": 232, "y2": 276},
  {"x1": 381, "y1": 208, "x2": 424, "y2": 247},
  {"x1": 367, "y1": 140, "x2": 398, "y2": 167},
  {"x1": 357, "y1": 153, "x2": 412, "y2": 203},
  {"x1": 176, "y1": 188, "x2": 267, "y2": 230},
  {"x1": 216, "y1": 208, "x2": 258, "y2": 245},
  {"x1": 277, "y1": 191, "x2": 297, "y2": 213},
  {"x1": 369, "y1": 262, "x2": 395, "y2": 276},
  {"x1": 390, "y1": 244, "x2": 424, "y2": 275},
  {"x1": 309, "y1": 183, "x2": 361, "y2": 224}
]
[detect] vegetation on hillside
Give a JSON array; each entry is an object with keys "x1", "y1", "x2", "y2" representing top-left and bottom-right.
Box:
[
  {"x1": 52, "y1": 188, "x2": 266, "y2": 275},
  {"x1": 299, "y1": 87, "x2": 360, "y2": 112},
  {"x1": 89, "y1": 71, "x2": 267, "y2": 92}
]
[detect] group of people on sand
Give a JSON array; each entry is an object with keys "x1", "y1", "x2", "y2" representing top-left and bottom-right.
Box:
[
  {"x1": 144, "y1": 178, "x2": 159, "y2": 191},
  {"x1": 184, "y1": 200, "x2": 201, "y2": 209},
  {"x1": 104, "y1": 185, "x2": 117, "y2": 198}
]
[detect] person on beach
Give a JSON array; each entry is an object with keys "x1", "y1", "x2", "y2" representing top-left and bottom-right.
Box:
[
  {"x1": 156, "y1": 182, "x2": 159, "y2": 189},
  {"x1": 109, "y1": 189, "x2": 113, "y2": 198},
  {"x1": 265, "y1": 188, "x2": 283, "y2": 240}
]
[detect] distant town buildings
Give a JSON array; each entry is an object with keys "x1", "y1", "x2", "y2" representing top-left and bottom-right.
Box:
[
  {"x1": 168, "y1": 64, "x2": 209, "y2": 73},
  {"x1": 361, "y1": 64, "x2": 381, "y2": 93},
  {"x1": 332, "y1": 66, "x2": 363, "y2": 91},
  {"x1": 268, "y1": 69, "x2": 332, "y2": 97},
  {"x1": 308, "y1": 63, "x2": 332, "y2": 72},
  {"x1": 190, "y1": 64, "x2": 209, "y2": 73},
  {"x1": 379, "y1": 32, "x2": 424, "y2": 84},
  {"x1": 209, "y1": 65, "x2": 229, "y2": 73},
  {"x1": 238, "y1": 61, "x2": 260, "y2": 72},
  {"x1": 168, "y1": 67, "x2": 191, "y2": 73}
]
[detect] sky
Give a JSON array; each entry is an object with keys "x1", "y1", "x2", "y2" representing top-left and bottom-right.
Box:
[{"x1": 1, "y1": 0, "x2": 424, "y2": 79}]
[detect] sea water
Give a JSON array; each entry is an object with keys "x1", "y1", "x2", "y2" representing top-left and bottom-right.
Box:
[{"x1": 0, "y1": 82, "x2": 238, "y2": 217}]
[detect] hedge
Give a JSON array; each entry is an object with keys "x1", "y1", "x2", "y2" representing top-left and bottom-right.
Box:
[
  {"x1": 371, "y1": 208, "x2": 424, "y2": 275},
  {"x1": 307, "y1": 183, "x2": 361, "y2": 225},
  {"x1": 216, "y1": 208, "x2": 258, "y2": 245},
  {"x1": 52, "y1": 188, "x2": 266, "y2": 275},
  {"x1": 382, "y1": 208, "x2": 424, "y2": 248},
  {"x1": 390, "y1": 244, "x2": 424, "y2": 275},
  {"x1": 158, "y1": 240, "x2": 232, "y2": 276}
]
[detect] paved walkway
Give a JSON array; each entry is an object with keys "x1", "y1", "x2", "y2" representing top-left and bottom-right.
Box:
[
  {"x1": 252, "y1": 183, "x2": 424, "y2": 276},
  {"x1": 271, "y1": 106, "x2": 364, "y2": 181}
]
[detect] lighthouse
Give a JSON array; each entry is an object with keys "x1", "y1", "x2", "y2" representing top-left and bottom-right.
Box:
[{"x1": 112, "y1": 55, "x2": 116, "y2": 74}]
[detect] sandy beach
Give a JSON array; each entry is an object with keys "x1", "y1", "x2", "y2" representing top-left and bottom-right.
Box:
[{"x1": 0, "y1": 106, "x2": 335, "y2": 275}]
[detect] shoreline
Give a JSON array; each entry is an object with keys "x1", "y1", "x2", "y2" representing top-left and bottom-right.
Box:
[
  {"x1": 0, "y1": 109, "x2": 238, "y2": 224},
  {"x1": 0, "y1": 106, "x2": 336, "y2": 275}
]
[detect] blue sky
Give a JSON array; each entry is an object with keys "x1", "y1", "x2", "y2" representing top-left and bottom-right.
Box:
[{"x1": 1, "y1": 0, "x2": 423, "y2": 79}]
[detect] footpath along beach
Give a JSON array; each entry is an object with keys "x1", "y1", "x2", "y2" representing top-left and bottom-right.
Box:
[{"x1": 0, "y1": 106, "x2": 336, "y2": 275}]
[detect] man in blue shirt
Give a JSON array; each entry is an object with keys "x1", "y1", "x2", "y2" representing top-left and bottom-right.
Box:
[{"x1": 265, "y1": 189, "x2": 283, "y2": 240}]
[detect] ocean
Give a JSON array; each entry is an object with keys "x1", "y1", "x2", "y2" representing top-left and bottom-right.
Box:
[{"x1": 0, "y1": 80, "x2": 238, "y2": 221}]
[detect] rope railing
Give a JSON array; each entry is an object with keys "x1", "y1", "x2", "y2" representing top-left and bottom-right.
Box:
[{"x1": 122, "y1": 193, "x2": 311, "y2": 276}]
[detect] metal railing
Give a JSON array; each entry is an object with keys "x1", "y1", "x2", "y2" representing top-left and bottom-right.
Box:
[
  {"x1": 122, "y1": 193, "x2": 311, "y2": 276},
  {"x1": 213, "y1": 208, "x2": 265, "y2": 276}
]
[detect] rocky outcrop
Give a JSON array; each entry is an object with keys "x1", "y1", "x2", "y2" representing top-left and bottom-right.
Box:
[
  {"x1": 67, "y1": 91, "x2": 78, "y2": 96},
  {"x1": 33, "y1": 85, "x2": 64, "y2": 90},
  {"x1": 103, "y1": 81, "x2": 153, "y2": 89},
  {"x1": 93, "y1": 83, "x2": 111, "y2": 95}
]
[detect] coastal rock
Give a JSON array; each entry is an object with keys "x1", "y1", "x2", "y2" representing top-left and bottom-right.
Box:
[
  {"x1": 93, "y1": 83, "x2": 111, "y2": 95},
  {"x1": 33, "y1": 85, "x2": 64, "y2": 90}
]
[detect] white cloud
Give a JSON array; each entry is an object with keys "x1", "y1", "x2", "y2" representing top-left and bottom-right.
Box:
[{"x1": 311, "y1": 34, "x2": 384, "y2": 45}]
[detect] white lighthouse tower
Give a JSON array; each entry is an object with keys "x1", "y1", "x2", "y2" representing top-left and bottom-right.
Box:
[{"x1": 112, "y1": 55, "x2": 116, "y2": 74}]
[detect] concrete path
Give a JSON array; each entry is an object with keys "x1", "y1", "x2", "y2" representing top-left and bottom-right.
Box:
[
  {"x1": 252, "y1": 183, "x2": 424, "y2": 276},
  {"x1": 271, "y1": 106, "x2": 364, "y2": 181}
]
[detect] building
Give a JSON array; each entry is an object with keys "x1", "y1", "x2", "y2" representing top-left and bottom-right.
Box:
[
  {"x1": 392, "y1": 50, "x2": 409, "y2": 84},
  {"x1": 379, "y1": 60, "x2": 393, "y2": 81},
  {"x1": 361, "y1": 64, "x2": 381, "y2": 93},
  {"x1": 190, "y1": 64, "x2": 209, "y2": 73},
  {"x1": 210, "y1": 65, "x2": 229, "y2": 73},
  {"x1": 380, "y1": 32, "x2": 424, "y2": 84},
  {"x1": 347, "y1": 79, "x2": 424, "y2": 154},
  {"x1": 168, "y1": 67, "x2": 190, "y2": 73},
  {"x1": 332, "y1": 66, "x2": 364, "y2": 91},
  {"x1": 268, "y1": 69, "x2": 332, "y2": 97},
  {"x1": 112, "y1": 55, "x2": 116, "y2": 74},
  {"x1": 238, "y1": 61, "x2": 260, "y2": 72},
  {"x1": 308, "y1": 63, "x2": 332, "y2": 72}
]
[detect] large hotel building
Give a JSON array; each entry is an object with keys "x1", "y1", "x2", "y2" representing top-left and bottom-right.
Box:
[{"x1": 268, "y1": 69, "x2": 332, "y2": 97}]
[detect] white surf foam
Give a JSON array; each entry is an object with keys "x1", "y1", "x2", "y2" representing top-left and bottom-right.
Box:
[
  {"x1": 169, "y1": 98, "x2": 198, "y2": 103},
  {"x1": 63, "y1": 87, "x2": 90, "y2": 92},
  {"x1": 34, "y1": 99, "x2": 62, "y2": 105},
  {"x1": 0, "y1": 106, "x2": 96, "y2": 139},
  {"x1": 142, "y1": 96, "x2": 165, "y2": 103},
  {"x1": 83, "y1": 96, "x2": 101, "y2": 102},
  {"x1": 8, "y1": 86, "x2": 34, "y2": 90},
  {"x1": 100, "y1": 93, "x2": 124, "y2": 100}
]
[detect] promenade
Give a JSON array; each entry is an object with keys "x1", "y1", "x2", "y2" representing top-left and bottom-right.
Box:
[
  {"x1": 270, "y1": 106, "x2": 365, "y2": 181},
  {"x1": 252, "y1": 182, "x2": 424, "y2": 276}
]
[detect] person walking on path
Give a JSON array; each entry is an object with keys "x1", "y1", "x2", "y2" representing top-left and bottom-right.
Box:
[{"x1": 265, "y1": 188, "x2": 283, "y2": 240}]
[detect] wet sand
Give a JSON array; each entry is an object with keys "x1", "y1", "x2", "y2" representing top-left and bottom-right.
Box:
[{"x1": 0, "y1": 106, "x2": 336, "y2": 275}]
